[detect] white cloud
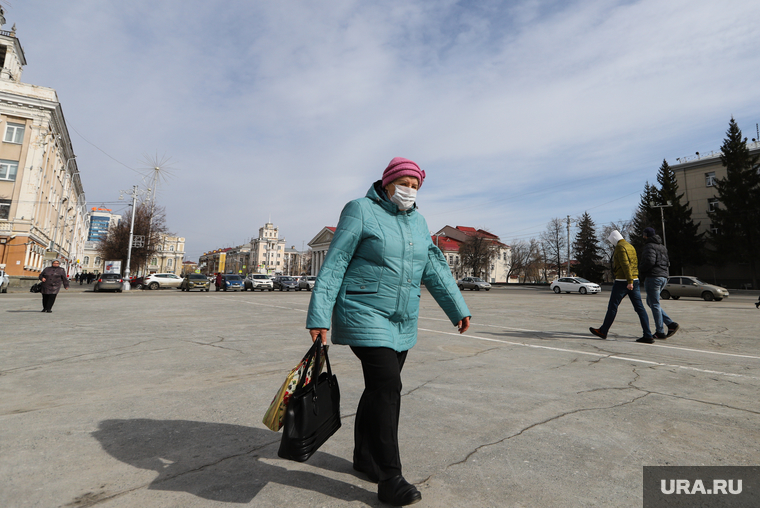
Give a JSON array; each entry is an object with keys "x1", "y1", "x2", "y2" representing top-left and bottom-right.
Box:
[{"x1": 8, "y1": 0, "x2": 760, "y2": 257}]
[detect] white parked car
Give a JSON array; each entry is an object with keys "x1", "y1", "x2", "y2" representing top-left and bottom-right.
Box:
[
  {"x1": 551, "y1": 277, "x2": 601, "y2": 295},
  {"x1": 244, "y1": 274, "x2": 274, "y2": 291},
  {"x1": 0, "y1": 268, "x2": 9, "y2": 293},
  {"x1": 143, "y1": 273, "x2": 183, "y2": 290}
]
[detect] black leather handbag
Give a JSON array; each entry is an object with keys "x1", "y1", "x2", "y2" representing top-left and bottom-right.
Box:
[
  {"x1": 278, "y1": 341, "x2": 341, "y2": 462},
  {"x1": 30, "y1": 282, "x2": 41, "y2": 293}
]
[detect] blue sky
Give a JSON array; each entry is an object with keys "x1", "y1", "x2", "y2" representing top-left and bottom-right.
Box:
[{"x1": 8, "y1": 0, "x2": 760, "y2": 259}]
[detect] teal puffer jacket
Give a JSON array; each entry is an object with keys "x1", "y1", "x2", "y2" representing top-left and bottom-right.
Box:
[{"x1": 306, "y1": 181, "x2": 471, "y2": 352}]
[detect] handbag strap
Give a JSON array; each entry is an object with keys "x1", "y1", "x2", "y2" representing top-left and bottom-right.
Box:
[{"x1": 295, "y1": 340, "x2": 322, "y2": 393}]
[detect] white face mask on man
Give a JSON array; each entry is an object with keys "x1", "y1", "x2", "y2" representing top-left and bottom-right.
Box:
[{"x1": 390, "y1": 185, "x2": 417, "y2": 210}]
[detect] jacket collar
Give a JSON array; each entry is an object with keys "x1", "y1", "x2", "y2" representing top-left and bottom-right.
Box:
[
  {"x1": 645, "y1": 234, "x2": 663, "y2": 245},
  {"x1": 367, "y1": 180, "x2": 416, "y2": 215}
]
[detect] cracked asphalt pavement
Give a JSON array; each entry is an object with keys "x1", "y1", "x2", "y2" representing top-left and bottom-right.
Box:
[{"x1": 1, "y1": 285, "x2": 759, "y2": 507}]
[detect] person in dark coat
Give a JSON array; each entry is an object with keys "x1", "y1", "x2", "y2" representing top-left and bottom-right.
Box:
[
  {"x1": 639, "y1": 227, "x2": 679, "y2": 339},
  {"x1": 215, "y1": 272, "x2": 223, "y2": 291},
  {"x1": 39, "y1": 260, "x2": 69, "y2": 312}
]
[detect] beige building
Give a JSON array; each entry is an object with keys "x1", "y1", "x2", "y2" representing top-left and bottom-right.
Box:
[
  {"x1": 0, "y1": 23, "x2": 88, "y2": 276},
  {"x1": 147, "y1": 235, "x2": 185, "y2": 275},
  {"x1": 671, "y1": 141, "x2": 760, "y2": 285},
  {"x1": 199, "y1": 222, "x2": 289, "y2": 275},
  {"x1": 307, "y1": 226, "x2": 335, "y2": 276}
]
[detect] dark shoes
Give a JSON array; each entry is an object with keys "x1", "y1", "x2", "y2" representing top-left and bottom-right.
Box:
[
  {"x1": 46, "y1": 310, "x2": 52, "y2": 313},
  {"x1": 636, "y1": 337, "x2": 655, "y2": 344},
  {"x1": 666, "y1": 323, "x2": 679, "y2": 338},
  {"x1": 589, "y1": 327, "x2": 607, "y2": 339},
  {"x1": 654, "y1": 332, "x2": 667, "y2": 340},
  {"x1": 378, "y1": 475, "x2": 422, "y2": 506},
  {"x1": 353, "y1": 462, "x2": 379, "y2": 483},
  {"x1": 755, "y1": 302, "x2": 759, "y2": 309},
  {"x1": 41, "y1": 309, "x2": 47, "y2": 312}
]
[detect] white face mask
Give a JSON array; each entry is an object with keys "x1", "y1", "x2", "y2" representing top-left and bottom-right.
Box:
[{"x1": 390, "y1": 185, "x2": 417, "y2": 210}]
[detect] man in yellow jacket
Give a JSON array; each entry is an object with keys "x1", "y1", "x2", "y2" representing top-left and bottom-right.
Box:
[{"x1": 590, "y1": 230, "x2": 654, "y2": 343}]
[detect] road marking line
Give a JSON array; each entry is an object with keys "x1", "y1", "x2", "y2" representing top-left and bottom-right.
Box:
[
  {"x1": 418, "y1": 316, "x2": 760, "y2": 360},
  {"x1": 418, "y1": 328, "x2": 759, "y2": 380},
  {"x1": 206, "y1": 295, "x2": 308, "y2": 312}
]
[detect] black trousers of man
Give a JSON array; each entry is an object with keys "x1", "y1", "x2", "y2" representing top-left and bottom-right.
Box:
[
  {"x1": 350, "y1": 346, "x2": 408, "y2": 481},
  {"x1": 41, "y1": 293, "x2": 57, "y2": 311}
]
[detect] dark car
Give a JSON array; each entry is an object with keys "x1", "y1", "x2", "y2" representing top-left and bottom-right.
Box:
[
  {"x1": 180, "y1": 273, "x2": 211, "y2": 292},
  {"x1": 94, "y1": 273, "x2": 124, "y2": 292},
  {"x1": 220, "y1": 274, "x2": 244, "y2": 292},
  {"x1": 273, "y1": 276, "x2": 299, "y2": 291},
  {"x1": 129, "y1": 276, "x2": 145, "y2": 290}
]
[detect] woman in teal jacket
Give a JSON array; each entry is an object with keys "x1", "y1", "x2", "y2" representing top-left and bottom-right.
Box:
[{"x1": 307, "y1": 157, "x2": 471, "y2": 506}]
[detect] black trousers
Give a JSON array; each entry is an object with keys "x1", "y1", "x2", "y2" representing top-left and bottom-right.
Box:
[
  {"x1": 41, "y1": 293, "x2": 57, "y2": 311},
  {"x1": 350, "y1": 346, "x2": 408, "y2": 481}
]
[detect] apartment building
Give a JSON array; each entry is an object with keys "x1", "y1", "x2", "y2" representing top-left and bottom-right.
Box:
[{"x1": 0, "y1": 22, "x2": 88, "y2": 276}]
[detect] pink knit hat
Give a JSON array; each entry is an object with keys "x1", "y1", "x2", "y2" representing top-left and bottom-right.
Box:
[{"x1": 382, "y1": 157, "x2": 425, "y2": 188}]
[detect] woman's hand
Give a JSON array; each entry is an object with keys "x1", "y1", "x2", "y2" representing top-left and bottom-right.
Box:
[
  {"x1": 41, "y1": 278, "x2": 46, "y2": 282},
  {"x1": 309, "y1": 328, "x2": 328, "y2": 344},
  {"x1": 456, "y1": 316, "x2": 470, "y2": 334}
]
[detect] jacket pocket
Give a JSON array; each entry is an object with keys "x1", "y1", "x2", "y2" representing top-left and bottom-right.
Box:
[{"x1": 345, "y1": 282, "x2": 379, "y2": 295}]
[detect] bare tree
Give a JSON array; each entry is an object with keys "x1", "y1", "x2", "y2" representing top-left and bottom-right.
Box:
[
  {"x1": 540, "y1": 218, "x2": 566, "y2": 279},
  {"x1": 505, "y1": 239, "x2": 533, "y2": 282},
  {"x1": 97, "y1": 202, "x2": 169, "y2": 275},
  {"x1": 459, "y1": 235, "x2": 498, "y2": 279}
]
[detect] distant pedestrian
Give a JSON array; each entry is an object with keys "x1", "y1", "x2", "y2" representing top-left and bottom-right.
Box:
[
  {"x1": 88, "y1": 273, "x2": 95, "y2": 284},
  {"x1": 74, "y1": 273, "x2": 80, "y2": 283},
  {"x1": 79, "y1": 272, "x2": 86, "y2": 285},
  {"x1": 639, "y1": 227, "x2": 679, "y2": 339},
  {"x1": 39, "y1": 260, "x2": 69, "y2": 313},
  {"x1": 590, "y1": 230, "x2": 654, "y2": 343},
  {"x1": 215, "y1": 272, "x2": 223, "y2": 292},
  {"x1": 755, "y1": 295, "x2": 759, "y2": 309}
]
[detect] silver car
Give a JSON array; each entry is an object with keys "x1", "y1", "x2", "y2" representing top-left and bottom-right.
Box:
[
  {"x1": 661, "y1": 276, "x2": 729, "y2": 301},
  {"x1": 457, "y1": 277, "x2": 491, "y2": 291},
  {"x1": 93, "y1": 274, "x2": 124, "y2": 292},
  {"x1": 298, "y1": 276, "x2": 317, "y2": 291}
]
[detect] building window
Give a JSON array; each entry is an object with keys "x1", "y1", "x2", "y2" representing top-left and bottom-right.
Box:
[
  {"x1": 94, "y1": 256, "x2": 101, "y2": 266},
  {"x1": 710, "y1": 224, "x2": 719, "y2": 235},
  {"x1": 3, "y1": 123, "x2": 24, "y2": 144},
  {"x1": 169, "y1": 246, "x2": 174, "y2": 252},
  {"x1": 708, "y1": 198, "x2": 719, "y2": 212},
  {"x1": 0, "y1": 160, "x2": 18, "y2": 181},
  {"x1": 705, "y1": 172, "x2": 716, "y2": 187},
  {"x1": 83, "y1": 256, "x2": 90, "y2": 266},
  {"x1": 151, "y1": 257, "x2": 158, "y2": 266},
  {"x1": 167, "y1": 258, "x2": 173, "y2": 268},
  {"x1": 0, "y1": 198, "x2": 9, "y2": 220}
]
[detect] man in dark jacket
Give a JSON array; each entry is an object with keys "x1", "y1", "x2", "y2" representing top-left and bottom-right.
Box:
[
  {"x1": 39, "y1": 260, "x2": 69, "y2": 312},
  {"x1": 639, "y1": 227, "x2": 679, "y2": 339}
]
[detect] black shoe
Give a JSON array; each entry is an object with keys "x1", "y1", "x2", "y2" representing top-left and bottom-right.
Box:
[
  {"x1": 378, "y1": 475, "x2": 422, "y2": 506},
  {"x1": 636, "y1": 337, "x2": 655, "y2": 344},
  {"x1": 755, "y1": 302, "x2": 759, "y2": 309},
  {"x1": 654, "y1": 332, "x2": 667, "y2": 340},
  {"x1": 353, "y1": 462, "x2": 379, "y2": 483},
  {"x1": 41, "y1": 309, "x2": 47, "y2": 312},
  {"x1": 666, "y1": 323, "x2": 679, "y2": 338},
  {"x1": 589, "y1": 327, "x2": 607, "y2": 339},
  {"x1": 46, "y1": 310, "x2": 52, "y2": 313}
]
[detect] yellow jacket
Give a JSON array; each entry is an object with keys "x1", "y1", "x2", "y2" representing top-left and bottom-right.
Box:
[{"x1": 613, "y1": 239, "x2": 639, "y2": 284}]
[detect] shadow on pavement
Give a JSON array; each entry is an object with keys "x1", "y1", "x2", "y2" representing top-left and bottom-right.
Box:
[{"x1": 92, "y1": 419, "x2": 375, "y2": 504}]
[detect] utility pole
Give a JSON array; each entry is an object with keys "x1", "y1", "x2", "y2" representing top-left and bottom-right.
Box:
[
  {"x1": 566, "y1": 215, "x2": 576, "y2": 277},
  {"x1": 649, "y1": 200, "x2": 673, "y2": 249},
  {"x1": 121, "y1": 185, "x2": 139, "y2": 290}
]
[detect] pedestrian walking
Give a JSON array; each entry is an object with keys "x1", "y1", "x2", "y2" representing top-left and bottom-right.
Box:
[
  {"x1": 38, "y1": 260, "x2": 69, "y2": 313},
  {"x1": 307, "y1": 157, "x2": 471, "y2": 506},
  {"x1": 755, "y1": 295, "x2": 759, "y2": 309},
  {"x1": 215, "y1": 272, "x2": 223, "y2": 292},
  {"x1": 74, "y1": 273, "x2": 80, "y2": 283},
  {"x1": 590, "y1": 230, "x2": 654, "y2": 343},
  {"x1": 639, "y1": 227, "x2": 679, "y2": 339},
  {"x1": 79, "y1": 272, "x2": 85, "y2": 285}
]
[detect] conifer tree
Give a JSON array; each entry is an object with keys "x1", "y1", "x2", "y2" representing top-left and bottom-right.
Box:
[
  {"x1": 708, "y1": 118, "x2": 760, "y2": 288},
  {"x1": 655, "y1": 159, "x2": 704, "y2": 274},
  {"x1": 572, "y1": 212, "x2": 604, "y2": 282},
  {"x1": 630, "y1": 182, "x2": 659, "y2": 254}
]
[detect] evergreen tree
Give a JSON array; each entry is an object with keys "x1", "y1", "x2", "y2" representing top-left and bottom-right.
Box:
[
  {"x1": 655, "y1": 159, "x2": 705, "y2": 274},
  {"x1": 572, "y1": 212, "x2": 604, "y2": 282},
  {"x1": 630, "y1": 182, "x2": 659, "y2": 255},
  {"x1": 708, "y1": 118, "x2": 760, "y2": 288}
]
